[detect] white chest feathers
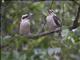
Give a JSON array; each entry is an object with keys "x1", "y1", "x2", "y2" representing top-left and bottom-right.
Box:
[
  {"x1": 19, "y1": 18, "x2": 30, "y2": 35},
  {"x1": 46, "y1": 14, "x2": 57, "y2": 27},
  {"x1": 21, "y1": 19, "x2": 30, "y2": 25}
]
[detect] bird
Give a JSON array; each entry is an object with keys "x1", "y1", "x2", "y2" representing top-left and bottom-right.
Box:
[
  {"x1": 46, "y1": 9, "x2": 62, "y2": 36},
  {"x1": 19, "y1": 13, "x2": 33, "y2": 36}
]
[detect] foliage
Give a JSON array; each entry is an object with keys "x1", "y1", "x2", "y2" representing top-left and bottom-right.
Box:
[{"x1": 1, "y1": 0, "x2": 80, "y2": 60}]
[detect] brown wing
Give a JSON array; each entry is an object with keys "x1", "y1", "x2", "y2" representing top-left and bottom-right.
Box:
[{"x1": 53, "y1": 16, "x2": 61, "y2": 27}]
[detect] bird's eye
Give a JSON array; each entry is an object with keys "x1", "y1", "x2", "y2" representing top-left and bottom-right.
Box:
[{"x1": 22, "y1": 16, "x2": 28, "y2": 19}]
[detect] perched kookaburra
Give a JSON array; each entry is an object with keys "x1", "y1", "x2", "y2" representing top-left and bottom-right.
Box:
[
  {"x1": 46, "y1": 9, "x2": 61, "y2": 36},
  {"x1": 19, "y1": 13, "x2": 33, "y2": 36}
]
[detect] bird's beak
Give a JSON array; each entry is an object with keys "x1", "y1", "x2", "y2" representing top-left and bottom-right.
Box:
[{"x1": 29, "y1": 13, "x2": 33, "y2": 16}]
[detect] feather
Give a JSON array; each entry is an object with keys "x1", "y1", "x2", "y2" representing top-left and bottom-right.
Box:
[{"x1": 53, "y1": 15, "x2": 61, "y2": 27}]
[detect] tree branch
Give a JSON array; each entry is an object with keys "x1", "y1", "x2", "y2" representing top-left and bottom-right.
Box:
[
  {"x1": 24, "y1": 29, "x2": 61, "y2": 39},
  {"x1": 69, "y1": 6, "x2": 80, "y2": 30}
]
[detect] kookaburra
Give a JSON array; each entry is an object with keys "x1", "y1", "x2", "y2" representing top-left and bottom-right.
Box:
[
  {"x1": 46, "y1": 9, "x2": 61, "y2": 36},
  {"x1": 19, "y1": 13, "x2": 33, "y2": 36}
]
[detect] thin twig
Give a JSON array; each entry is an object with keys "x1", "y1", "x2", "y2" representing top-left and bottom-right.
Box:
[
  {"x1": 49, "y1": 0, "x2": 54, "y2": 9},
  {"x1": 71, "y1": 0, "x2": 80, "y2": 6}
]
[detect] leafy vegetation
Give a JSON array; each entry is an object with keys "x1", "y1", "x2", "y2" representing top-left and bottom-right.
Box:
[{"x1": 1, "y1": 0, "x2": 80, "y2": 60}]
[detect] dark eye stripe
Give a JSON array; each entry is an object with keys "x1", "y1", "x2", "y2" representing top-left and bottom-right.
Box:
[{"x1": 22, "y1": 16, "x2": 28, "y2": 19}]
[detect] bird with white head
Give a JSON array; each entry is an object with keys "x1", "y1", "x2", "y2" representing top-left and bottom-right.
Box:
[
  {"x1": 46, "y1": 9, "x2": 62, "y2": 36},
  {"x1": 19, "y1": 13, "x2": 33, "y2": 36}
]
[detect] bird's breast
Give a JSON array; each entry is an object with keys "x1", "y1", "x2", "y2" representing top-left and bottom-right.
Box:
[
  {"x1": 46, "y1": 15, "x2": 57, "y2": 26},
  {"x1": 21, "y1": 20, "x2": 30, "y2": 25},
  {"x1": 19, "y1": 20, "x2": 30, "y2": 35}
]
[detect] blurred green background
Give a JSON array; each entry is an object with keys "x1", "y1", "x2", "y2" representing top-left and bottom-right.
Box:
[{"x1": 0, "y1": 0, "x2": 80, "y2": 60}]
